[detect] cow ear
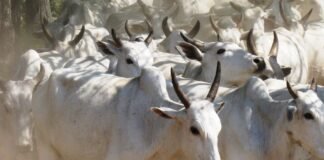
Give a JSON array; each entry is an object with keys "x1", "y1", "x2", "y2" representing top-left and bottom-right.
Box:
[
  {"x1": 151, "y1": 107, "x2": 180, "y2": 119},
  {"x1": 176, "y1": 42, "x2": 203, "y2": 61},
  {"x1": 287, "y1": 105, "x2": 297, "y2": 121},
  {"x1": 281, "y1": 67, "x2": 291, "y2": 77},
  {"x1": 96, "y1": 41, "x2": 115, "y2": 55}
]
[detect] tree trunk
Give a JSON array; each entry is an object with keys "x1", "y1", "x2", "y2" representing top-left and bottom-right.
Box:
[
  {"x1": 11, "y1": 0, "x2": 23, "y2": 32},
  {"x1": 25, "y1": 0, "x2": 52, "y2": 31},
  {"x1": 0, "y1": 0, "x2": 15, "y2": 78}
]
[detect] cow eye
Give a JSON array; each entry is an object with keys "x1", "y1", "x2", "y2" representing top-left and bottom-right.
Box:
[
  {"x1": 134, "y1": 37, "x2": 143, "y2": 42},
  {"x1": 217, "y1": 48, "x2": 226, "y2": 54},
  {"x1": 304, "y1": 113, "x2": 314, "y2": 120},
  {"x1": 126, "y1": 58, "x2": 134, "y2": 64},
  {"x1": 190, "y1": 126, "x2": 200, "y2": 136}
]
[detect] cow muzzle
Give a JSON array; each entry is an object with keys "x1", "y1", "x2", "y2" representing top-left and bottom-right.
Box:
[{"x1": 253, "y1": 57, "x2": 266, "y2": 73}]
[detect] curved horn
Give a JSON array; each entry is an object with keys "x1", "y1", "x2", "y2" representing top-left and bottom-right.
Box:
[
  {"x1": 209, "y1": 15, "x2": 222, "y2": 41},
  {"x1": 300, "y1": 9, "x2": 313, "y2": 25},
  {"x1": 279, "y1": 0, "x2": 289, "y2": 27},
  {"x1": 310, "y1": 78, "x2": 318, "y2": 92},
  {"x1": 269, "y1": 31, "x2": 279, "y2": 56},
  {"x1": 162, "y1": 17, "x2": 172, "y2": 37},
  {"x1": 171, "y1": 68, "x2": 191, "y2": 109},
  {"x1": 187, "y1": 20, "x2": 200, "y2": 38},
  {"x1": 230, "y1": 1, "x2": 245, "y2": 12},
  {"x1": 41, "y1": 18, "x2": 56, "y2": 45},
  {"x1": 111, "y1": 28, "x2": 123, "y2": 48},
  {"x1": 206, "y1": 61, "x2": 221, "y2": 102},
  {"x1": 145, "y1": 20, "x2": 153, "y2": 32},
  {"x1": 268, "y1": 31, "x2": 286, "y2": 79},
  {"x1": 180, "y1": 32, "x2": 204, "y2": 49},
  {"x1": 145, "y1": 30, "x2": 153, "y2": 45},
  {"x1": 125, "y1": 20, "x2": 133, "y2": 38},
  {"x1": 247, "y1": 28, "x2": 258, "y2": 55},
  {"x1": 69, "y1": 25, "x2": 85, "y2": 46},
  {"x1": 286, "y1": 81, "x2": 298, "y2": 99},
  {"x1": 216, "y1": 102, "x2": 225, "y2": 113}
]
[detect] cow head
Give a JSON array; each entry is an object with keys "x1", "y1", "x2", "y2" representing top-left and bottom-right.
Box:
[
  {"x1": 97, "y1": 29, "x2": 154, "y2": 77},
  {"x1": 279, "y1": 0, "x2": 313, "y2": 35},
  {"x1": 285, "y1": 80, "x2": 324, "y2": 159},
  {"x1": 152, "y1": 62, "x2": 223, "y2": 160},
  {"x1": 177, "y1": 33, "x2": 266, "y2": 86},
  {"x1": 0, "y1": 64, "x2": 44, "y2": 151},
  {"x1": 246, "y1": 28, "x2": 291, "y2": 79},
  {"x1": 229, "y1": 1, "x2": 272, "y2": 32},
  {"x1": 209, "y1": 15, "x2": 242, "y2": 44},
  {"x1": 125, "y1": 19, "x2": 153, "y2": 42},
  {"x1": 158, "y1": 16, "x2": 200, "y2": 53},
  {"x1": 137, "y1": 0, "x2": 179, "y2": 38},
  {"x1": 41, "y1": 19, "x2": 96, "y2": 57}
]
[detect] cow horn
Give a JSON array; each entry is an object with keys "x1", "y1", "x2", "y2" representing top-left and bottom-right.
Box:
[
  {"x1": 269, "y1": 31, "x2": 278, "y2": 56},
  {"x1": 125, "y1": 20, "x2": 133, "y2": 38},
  {"x1": 171, "y1": 68, "x2": 191, "y2": 109},
  {"x1": 111, "y1": 28, "x2": 123, "y2": 48},
  {"x1": 300, "y1": 9, "x2": 313, "y2": 25},
  {"x1": 286, "y1": 81, "x2": 298, "y2": 99},
  {"x1": 310, "y1": 78, "x2": 318, "y2": 92},
  {"x1": 206, "y1": 61, "x2": 221, "y2": 102},
  {"x1": 230, "y1": 1, "x2": 244, "y2": 12},
  {"x1": 145, "y1": 30, "x2": 153, "y2": 45},
  {"x1": 279, "y1": 0, "x2": 289, "y2": 27},
  {"x1": 162, "y1": 17, "x2": 172, "y2": 37},
  {"x1": 247, "y1": 28, "x2": 258, "y2": 55},
  {"x1": 268, "y1": 31, "x2": 286, "y2": 79},
  {"x1": 41, "y1": 18, "x2": 56, "y2": 45},
  {"x1": 180, "y1": 32, "x2": 205, "y2": 49},
  {"x1": 216, "y1": 102, "x2": 225, "y2": 113},
  {"x1": 145, "y1": 20, "x2": 153, "y2": 33},
  {"x1": 209, "y1": 15, "x2": 222, "y2": 41},
  {"x1": 187, "y1": 20, "x2": 200, "y2": 38},
  {"x1": 69, "y1": 25, "x2": 85, "y2": 47}
]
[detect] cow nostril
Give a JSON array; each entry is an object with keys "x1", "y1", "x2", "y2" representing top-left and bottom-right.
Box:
[{"x1": 253, "y1": 58, "x2": 261, "y2": 64}]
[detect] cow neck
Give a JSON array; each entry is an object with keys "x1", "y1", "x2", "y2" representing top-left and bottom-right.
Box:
[
  {"x1": 286, "y1": 130, "x2": 316, "y2": 159},
  {"x1": 251, "y1": 100, "x2": 292, "y2": 159}
]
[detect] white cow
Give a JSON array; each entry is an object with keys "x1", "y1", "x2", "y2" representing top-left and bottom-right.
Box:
[
  {"x1": 158, "y1": 16, "x2": 200, "y2": 54},
  {"x1": 298, "y1": 0, "x2": 324, "y2": 84},
  {"x1": 32, "y1": 65, "x2": 224, "y2": 160},
  {"x1": 166, "y1": 62, "x2": 235, "y2": 103},
  {"x1": 0, "y1": 66, "x2": 44, "y2": 160},
  {"x1": 97, "y1": 29, "x2": 154, "y2": 77},
  {"x1": 247, "y1": 24, "x2": 309, "y2": 84},
  {"x1": 13, "y1": 23, "x2": 110, "y2": 81},
  {"x1": 209, "y1": 15, "x2": 242, "y2": 45},
  {"x1": 177, "y1": 33, "x2": 270, "y2": 87},
  {"x1": 218, "y1": 76, "x2": 324, "y2": 160},
  {"x1": 228, "y1": 1, "x2": 274, "y2": 32}
]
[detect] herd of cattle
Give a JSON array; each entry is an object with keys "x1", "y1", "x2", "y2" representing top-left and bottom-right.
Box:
[{"x1": 2, "y1": 0, "x2": 324, "y2": 159}]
